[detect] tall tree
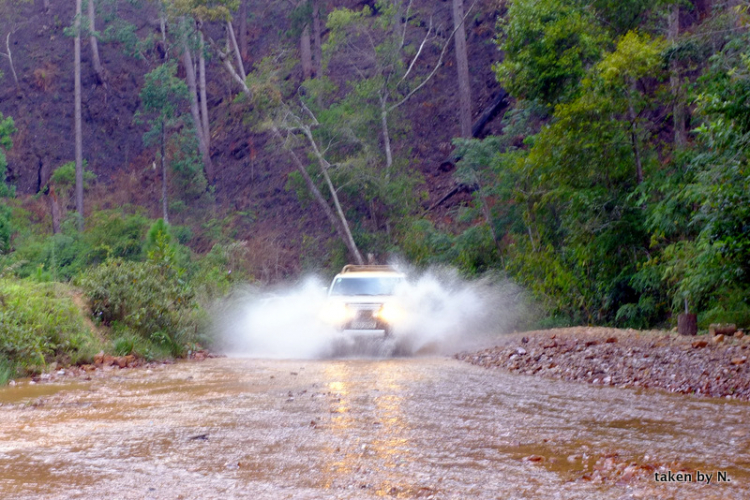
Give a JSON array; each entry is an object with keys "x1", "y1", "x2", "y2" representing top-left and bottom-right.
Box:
[
  {"x1": 181, "y1": 32, "x2": 213, "y2": 182},
  {"x1": 452, "y1": 0, "x2": 472, "y2": 137},
  {"x1": 311, "y1": 0, "x2": 322, "y2": 77},
  {"x1": 75, "y1": 0, "x2": 85, "y2": 230},
  {"x1": 0, "y1": 0, "x2": 31, "y2": 92},
  {"x1": 138, "y1": 63, "x2": 190, "y2": 224},
  {"x1": 238, "y1": 0, "x2": 248, "y2": 61},
  {"x1": 198, "y1": 31, "x2": 210, "y2": 160},
  {"x1": 300, "y1": 23, "x2": 312, "y2": 80},
  {"x1": 88, "y1": 0, "x2": 107, "y2": 87},
  {"x1": 668, "y1": 3, "x2": 686, "y2": 147},
  {"x1": 245, "y1": 58, "x2": 365, "y2": 264}
]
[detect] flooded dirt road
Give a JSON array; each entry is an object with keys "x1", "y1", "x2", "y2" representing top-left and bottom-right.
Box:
[{"x1": 1, "y1": 357, "x2": 749, "y2": 500}]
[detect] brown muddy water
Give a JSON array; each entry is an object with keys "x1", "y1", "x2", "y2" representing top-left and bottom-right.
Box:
[{"x1": 0, "y1": 358, "x2": 748, "y2": 499}]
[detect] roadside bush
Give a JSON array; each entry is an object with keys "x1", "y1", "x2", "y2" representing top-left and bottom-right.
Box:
[
  {"x1": 78, "y1": 259, "x2": 202, "y2": 358},
  {"x1": 0, "y1": 279, "x2": 100, "y2": 378}
]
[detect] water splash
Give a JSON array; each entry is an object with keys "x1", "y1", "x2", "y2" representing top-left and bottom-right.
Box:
[{"x1": 214, "y1": 266, "x2": 527, "y2": 359}]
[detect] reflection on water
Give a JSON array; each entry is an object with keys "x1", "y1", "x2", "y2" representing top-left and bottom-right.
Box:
[
  {"x1": 321, "y1": 362, "x2": 415, "y2": 495},
  {"x1": 0, "y1": 358, "x2": 749, "y2": 499}
]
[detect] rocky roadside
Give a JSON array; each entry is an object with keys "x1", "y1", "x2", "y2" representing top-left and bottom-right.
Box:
[
  {"x1": 5, "y1": 349, "x2": 216, "y2": 387},
  {"x1": 456, "y1": 327, "x2": 750, "y2": 401}
]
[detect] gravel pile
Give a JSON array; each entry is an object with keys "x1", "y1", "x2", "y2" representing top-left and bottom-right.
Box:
[{"x1": 456, "y1": 327, "x2": 750, "y2": 400}]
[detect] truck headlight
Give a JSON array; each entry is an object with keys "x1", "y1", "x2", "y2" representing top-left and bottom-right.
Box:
[
  {"x1": 377, "y1": 303, "x2": 404, "y2": 323},
  {"x1": 321, "y1": 302, "x2": 354, "y2": 324}
]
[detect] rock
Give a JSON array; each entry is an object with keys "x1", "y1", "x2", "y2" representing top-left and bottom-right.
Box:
[
  {"x1": 710, "y1": 324, "x2": 737, "y2": 336},
  {"x1": 692, "y1": 339, "x2": 708, "y2": 349},
  {"x1": 712, "y1": 334, "x2": 725, "y2": 344},
  {"x1": 735, "y1": 330, "x2": 745, "y2": 339},
  {"x1": 94, "y1": 351, "x2": 105, "y2": 365},
  {"x1": 515, "y1": 347, "x2": 527, "y2": 356},
  {"x1": 523, "y1": 455, "x2": 545, "y2": 462},
  {"x1": 605, "y1": 337, "x2": 618, "y2": 343},
  {"x1": 731, "y1": 357, "x2": 746, "y2": 366}
]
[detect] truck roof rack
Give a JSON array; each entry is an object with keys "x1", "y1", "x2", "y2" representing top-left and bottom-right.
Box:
[{"x1": 341, "y1": 264, "x2": 399, "y2": 274}]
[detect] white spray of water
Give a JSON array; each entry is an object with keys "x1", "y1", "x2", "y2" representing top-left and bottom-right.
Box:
[{"x1": 214, "y1": 266, "x2": 527, "y2": 359}]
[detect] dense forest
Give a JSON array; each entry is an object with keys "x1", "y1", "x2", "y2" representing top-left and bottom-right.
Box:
[{"x1": 0, "y1": 0, "x2": 749, "y2": 378}]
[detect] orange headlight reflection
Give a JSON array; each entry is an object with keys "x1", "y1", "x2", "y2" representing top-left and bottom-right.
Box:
[
  {"x1": 376, "y1": 303, "x2": 404, "y2": 323},
  {"x1": 321, "y1": 302, "x2": 354, "y2": 324}
]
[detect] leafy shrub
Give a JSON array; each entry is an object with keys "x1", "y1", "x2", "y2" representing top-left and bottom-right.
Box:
[
  {"x1": 8, "y1": 209, "x2": 150, "y2": 280},
  {"x1": 78, "y1": 258, "x2": 201, "y2": 358},
  {"x1": 0, "y1": 356, "x2": 14, "y2": 385},
  {"x1": 0, "y1": 279, "x2": 100, "y2": 378}
]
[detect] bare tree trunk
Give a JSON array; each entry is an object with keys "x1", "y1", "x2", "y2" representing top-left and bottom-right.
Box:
[
  {"x1": 198, "y1": 32, "x2": 210, "y2": 154},
  {"x1": 226, "y1": 21, "x2": 246, "y2": 81},
  {"x1": 311, "y1": 0, "x2": 323, "y2": 77},
  {"x1": 668, "y1": 4, "x2": 686, "y2": 148},
  {"x1": 300, "y1": 24, "x2": 312, "y2": 80},
  {"x1": 452, "y1": 0, "x2": 472, "y2": 137},
  {"x1": 182, "y1": 40, "x2": 213, "y2": 182},
  {"x1": 75, "y1": 0, "x2": 85, "y2": 231},
  {"x1": 2, "y1": 32, "x2": 20, "y2": 91},
  {"x1": 380, "y1": 95, "x2": 392, "y2": 177},
  {"x1": 88, "y1": 0, "x2": 106, "y2": 87},
  {"x1": 299, "y1": 124, "x2": 364, "y2": 264},
  {"x1": 49, "y1": 187, "x2": 61, "y2": 234},
  {"x1": 271, "y1": 126, "x2": 364, "y2": 264},
  {"x1": 628, "y1": 84, "x2": 643, "y2": 184},
  {"x1": 202, "y1": 29, "x2": 251, "y2": 95},
  {"x1": 159, "y1": 16, "x2": 168, "y2": 60},
  {"x1": 239, "y1": 0, "x2": 248, "y2": 61},
  {"x1": 161, "y1": 121, "x2": 169, "y2": 225}
]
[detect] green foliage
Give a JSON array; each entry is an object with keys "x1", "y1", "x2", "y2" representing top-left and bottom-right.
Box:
[
  {"x1": 495, "y1": 0, "x2": 605, "y2": 105},
  {"x1": 398, "y1": 218, "x2": 500, "y2": 276},
  {"x1": 468, "y1": 1, "x2": 750, "y2": 329},
  {"x1": 167, "y1": 0, "x2": 239, "y2": 22},
  {"x1": 78, "y1": 258, "x2": 199, "y2": 358},
  {"x1": 0, "y1": 279, "x2": 100, "y2": 378},
  {"x1": 138, "y1": 62, "x2": 189, "y2": 130},
  {"x1": 168, "y1": 128, "x2": 208, "y2": 202},
  {"x1": 647, "y1": 28, "x2": 750, "y2": 325},
  {"x1": 0, "y1": 113, "x2": 16, "y2": 255},
  {"x1": 8, "y1": 210, "x2": 150, "y2": 280}
]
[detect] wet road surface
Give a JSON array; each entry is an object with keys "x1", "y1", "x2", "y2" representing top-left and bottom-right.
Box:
[{"x1": 0, "y1": 357, "x2": 749, "y2": 499}]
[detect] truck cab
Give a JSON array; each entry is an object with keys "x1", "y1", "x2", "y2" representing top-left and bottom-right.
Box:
[{"x1": 321, "y1": 265, "x2": 406, "y2": 338}]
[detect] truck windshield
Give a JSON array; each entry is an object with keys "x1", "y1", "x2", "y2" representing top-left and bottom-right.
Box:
[{"x1": 329, "y1": 277, "x2": 404, "y2": 296}]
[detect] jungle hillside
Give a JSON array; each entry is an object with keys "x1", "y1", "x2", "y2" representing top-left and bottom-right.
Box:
[{"x1": 1, "y1": 0, "x2": 749, "y2": 378}]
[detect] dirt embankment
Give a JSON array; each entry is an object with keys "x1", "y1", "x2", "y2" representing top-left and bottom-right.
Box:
[{"x1": 457, "y1": 327, "x2": 750, "y2": 401}]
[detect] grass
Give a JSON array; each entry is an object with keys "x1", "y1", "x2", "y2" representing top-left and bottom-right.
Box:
[{"x1": 0, "y1": 278, "x2": 101, "y2": 381}]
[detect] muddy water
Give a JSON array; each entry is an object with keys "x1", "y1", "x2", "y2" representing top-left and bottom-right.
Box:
[{"x1": 0, "y1": 358, "x2": 748, "y2": 499}]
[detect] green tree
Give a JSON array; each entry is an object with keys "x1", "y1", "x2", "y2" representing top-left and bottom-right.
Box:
[
  {"x1": 0, "y1": 112, "x2": 16, "y2": 254},
  {"x1": 137, "y1": 62, "x2": 191, "y2": 225}
]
